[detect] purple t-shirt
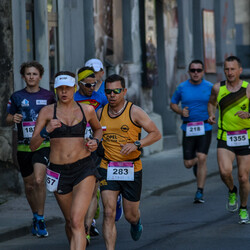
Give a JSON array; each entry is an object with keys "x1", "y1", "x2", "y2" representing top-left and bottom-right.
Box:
[{"x1": 7, "y1": 87, "x2": 55, "y2": 144}]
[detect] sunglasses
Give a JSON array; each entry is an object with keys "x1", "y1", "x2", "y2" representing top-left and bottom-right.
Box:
[
  {"x1": 80, "y1": 81, "x2": 96, "y2": 88},
  {"x1": 105, "y1": 88, "x2": 124, "y2": 94},
  {"x1": 189, "y1": 68, "x2": 203, "y2": 73}
]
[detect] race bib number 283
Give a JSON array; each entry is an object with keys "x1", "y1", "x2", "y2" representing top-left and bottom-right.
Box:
[{"x1": 107, "y1": 161, "x2": 134, "y2": 181}]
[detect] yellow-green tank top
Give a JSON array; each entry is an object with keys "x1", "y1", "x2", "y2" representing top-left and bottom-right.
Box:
[{"x1": 217, "y1": 80, "x2": 250, "y2": 141}]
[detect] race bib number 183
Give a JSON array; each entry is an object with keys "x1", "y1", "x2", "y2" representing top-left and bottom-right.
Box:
[{"x1": 22, "y1": 121, "x2": 36, "y2": 138}]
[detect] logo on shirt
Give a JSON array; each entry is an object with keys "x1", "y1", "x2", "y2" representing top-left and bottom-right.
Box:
[
  {"x1": 77, "y1": 99, "x2": 100, "y2": 109},
  {"x1": 103, "y1": 134, "x2": 131, "y2": 144},
  {"x1": 7, "y1": 99, "x2": 11, "y2": 108},
  {"x1": 36, "y1": 100, "x2": 47, "y2": 105},
  {"x1": 21, "y1": 99, "x2": 29, "y2": 107},
  {"x1": 121, "y1": 125, "x2": 129, "y2": 132},
  {"x1": 241, "y1": 104, "x2": 246, "y2": 110}
]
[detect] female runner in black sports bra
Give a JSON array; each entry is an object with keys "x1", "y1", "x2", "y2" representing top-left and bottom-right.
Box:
[{"x1": 30, "y1": 71, "x2": 102, "y2": 249}]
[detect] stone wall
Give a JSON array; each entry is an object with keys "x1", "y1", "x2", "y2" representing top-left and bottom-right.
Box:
[{"x1": 0, "y1": 1, "x2": 22, "y2": 194}]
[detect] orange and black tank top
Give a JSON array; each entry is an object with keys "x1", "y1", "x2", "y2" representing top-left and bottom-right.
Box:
[{"x1": 99, "y1": 101, "x2": 142, "y2": 172}]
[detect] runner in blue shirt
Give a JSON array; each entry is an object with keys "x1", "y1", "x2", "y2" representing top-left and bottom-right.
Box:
[{"x1": 170, "y1": 59, "x2": 213, "y2": 203}]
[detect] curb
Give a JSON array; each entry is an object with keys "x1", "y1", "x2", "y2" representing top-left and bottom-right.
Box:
[{"x1": 0, "y1": 217, "x2": 64, "y2": 243}]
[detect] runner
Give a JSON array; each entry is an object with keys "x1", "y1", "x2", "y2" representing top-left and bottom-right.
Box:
[
  {"x1": 6, "y1": 61, "x2": 55, "y2": 237},
  {"x1": 85, "y1": 58, "x2": 106, "y2": 95},
  {"x1": 30, "y1": 71, "x2": 102, "y2": 249},
  {"x1": 74, "y1": 66, "x2": 106, "y2": 244},
  {"x1": 97, "y1": 74, "x2": 161, "y2": 250},
  {"x1": 170, "y1": 59, "x2": 213, "y2": 203},
  {"x1": 208, "y1": 56, "x2": 250, "y2": 224}
]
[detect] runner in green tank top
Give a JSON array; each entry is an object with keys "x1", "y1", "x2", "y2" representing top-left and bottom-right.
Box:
[{"x1": 208, "y1": 56, "x2": 250, "y2": 224}]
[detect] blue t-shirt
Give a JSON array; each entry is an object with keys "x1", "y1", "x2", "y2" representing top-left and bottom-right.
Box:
[
  {"x1": 171, "y1": 79, "x2": 213, "y2": 131},
  {"x1": 74, "y1": 90, "x2": 108, "y2": 112},
  {"x1": 7, "y1": 87, "x2": 55, "y2": 145},
  {"x1": 97, "y1": 81, "x2": 106, "y2": 96}
]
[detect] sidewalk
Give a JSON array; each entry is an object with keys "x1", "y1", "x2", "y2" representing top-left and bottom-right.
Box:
[{"x1": 0, "y1": 132, "x2": 219, "y2": 242}]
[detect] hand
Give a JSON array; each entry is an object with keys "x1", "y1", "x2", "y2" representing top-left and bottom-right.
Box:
[
  {"x1": 208, "y1": 115, "x2": 216, "y2": 124},
  {"x1": 235, "y1": 111, "x2": 250, "y2": 119},
  {"x1": 85, "y1": 138, "x2": 98, "y2": 152},
  {"x1": 182, "y1": 107, "x2": 189, "y2": 117},
  {"x1": 13, "y1": 113, "x2": 23, "y2": 123},
  {"x1": 120, "y1": 143, "x2": 137, "y2": 155},
  {"x1": 46, "y1": 119, "x2": 62, "y2": 133}
]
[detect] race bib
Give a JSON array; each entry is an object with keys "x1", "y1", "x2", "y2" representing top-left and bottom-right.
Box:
[
  {"x1": 107, "y1": 161, "x2": 134, "y2": 181},
  {"x1": 46, "y1": 168, "x2": 60, "y2": 192},
  {"x1": 22, "y1": 121, "x2": 36, "y2": 138},
  {"x1": 85, "y1": 123, "x2": 93, "y2": 139},
  {"x1": 186, "y1": 121, "x2": 205, "y2": 137},
  {"x1": 226, "y1": 130, "x2": 249, "y2": 147}
]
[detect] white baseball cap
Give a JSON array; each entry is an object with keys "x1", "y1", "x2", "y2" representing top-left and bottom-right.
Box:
[
  {"x1": 85, "y1": 58, "x2": 103, "y2": 72},
  {"x1": 54, "y1": 75, "x2": 76, "y2": 88}
]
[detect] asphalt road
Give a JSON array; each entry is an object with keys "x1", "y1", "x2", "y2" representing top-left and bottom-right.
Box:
[{"x1": 1, "y1": 168, "x2": 249, "y2": 250}]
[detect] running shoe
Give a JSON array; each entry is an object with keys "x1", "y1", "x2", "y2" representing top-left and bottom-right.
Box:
[
  {"x1": 86, "y1": 234, "x2": 91, "y2": 246},
  {"x1": 193, "y1": 164, "x2": 197, "y2": 177},
  {"x1": 115, "y1": 194, "x2": 123, "y2": 221},
  {"x1": 226, "y1": 192, "x2": 238, "y2": 212},
  {"x1": 239, "y1": 208, "x2": 250, "y2": 224},
  {"x1": 193, "y1": 190, "x2": 204, "y2": 203},
  {"x1": 130, "y1": 218, "x2": 143, "y2": 241},
  {"x1": 31, "y1": 217, "x2": 37, "y2": 236},
  {"x1": 90, "y1": 219, "x2": 99, "y2": 237},
  {"x1": 35, "y1": 219, "x2": 49, "y2": 237}
]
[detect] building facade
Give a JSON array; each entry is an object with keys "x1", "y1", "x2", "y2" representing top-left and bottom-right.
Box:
[{"x1": 1, "y1": 0, "x2": 248, "y2": 193}]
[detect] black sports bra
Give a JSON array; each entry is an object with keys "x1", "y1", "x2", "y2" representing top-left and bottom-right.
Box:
[{"x1": 49, "y1": 102, "x2": 87, "y2": 139}]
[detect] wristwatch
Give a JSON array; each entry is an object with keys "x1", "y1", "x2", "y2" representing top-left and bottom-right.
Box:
[
  {"x1": 134, "y1": 140, "x2": 141, "y2": 150},
  {"x1": 93, "y1": 137, "x2": 100, "y2": 145}
]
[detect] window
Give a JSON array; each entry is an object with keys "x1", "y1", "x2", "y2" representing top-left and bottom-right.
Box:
[
  {"x1": 47, "y1": 0, "x2": 59, "y2": 90},
  {"x1": 26, "y1": 0, "x2": 34, "y2": 61}
]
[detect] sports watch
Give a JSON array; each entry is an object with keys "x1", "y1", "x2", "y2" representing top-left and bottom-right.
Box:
[
  {"x1": 93, "y1": 137, "x2": 100, "y2": 145},
  {"x1": 134, "y1": 140, "x2": 141, "y2": 150}
]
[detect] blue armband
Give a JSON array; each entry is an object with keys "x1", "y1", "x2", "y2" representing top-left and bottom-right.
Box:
[{"x1": 40, "y1": 127, "x2": 49, "y2": 138}]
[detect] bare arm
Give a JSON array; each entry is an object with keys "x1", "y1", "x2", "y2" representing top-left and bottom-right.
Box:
[
  {"x1": 120, "y1": 105, "x2": 162, "y2": 155},
  {"x1": 170, "y1": 103, "x2": 189, "y2": 117},
  {"x1": 207, "y1": 83, "x2": 220, "y2": 124},
  {"x1": 96, "y1": 108, "x2": 102, "y2": 121},
  {"x1": 6, "y1": 113, "x2": 23, "y2": 126}
]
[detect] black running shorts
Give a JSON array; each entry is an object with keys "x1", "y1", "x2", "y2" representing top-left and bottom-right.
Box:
[
  {"x1": 17, "y1": 147, "x2": 50, "y2": 178},
  {"x1": 98, "y1": 168, "x2": 142, "y2": 202},
  {"x1": 217, "y1": 139, "x2": 250, "y2": 156},
  {"x1": 48, "y1": 156, "x2": 99, "y2": 194},
  {"x1": 182, "y1": 130, "x2": 212, "y2": 160}
]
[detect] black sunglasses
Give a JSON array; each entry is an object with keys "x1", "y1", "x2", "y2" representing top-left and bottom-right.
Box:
[
  {"x1": 80, "y1": 81, "x2": 96, "y2": 88},
  {"x1": 105, "y1": 88, "x2": 124, "y2": 94},
  {"x1": 189, "y1": 68, "x2": 203, "y2": 73}
]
